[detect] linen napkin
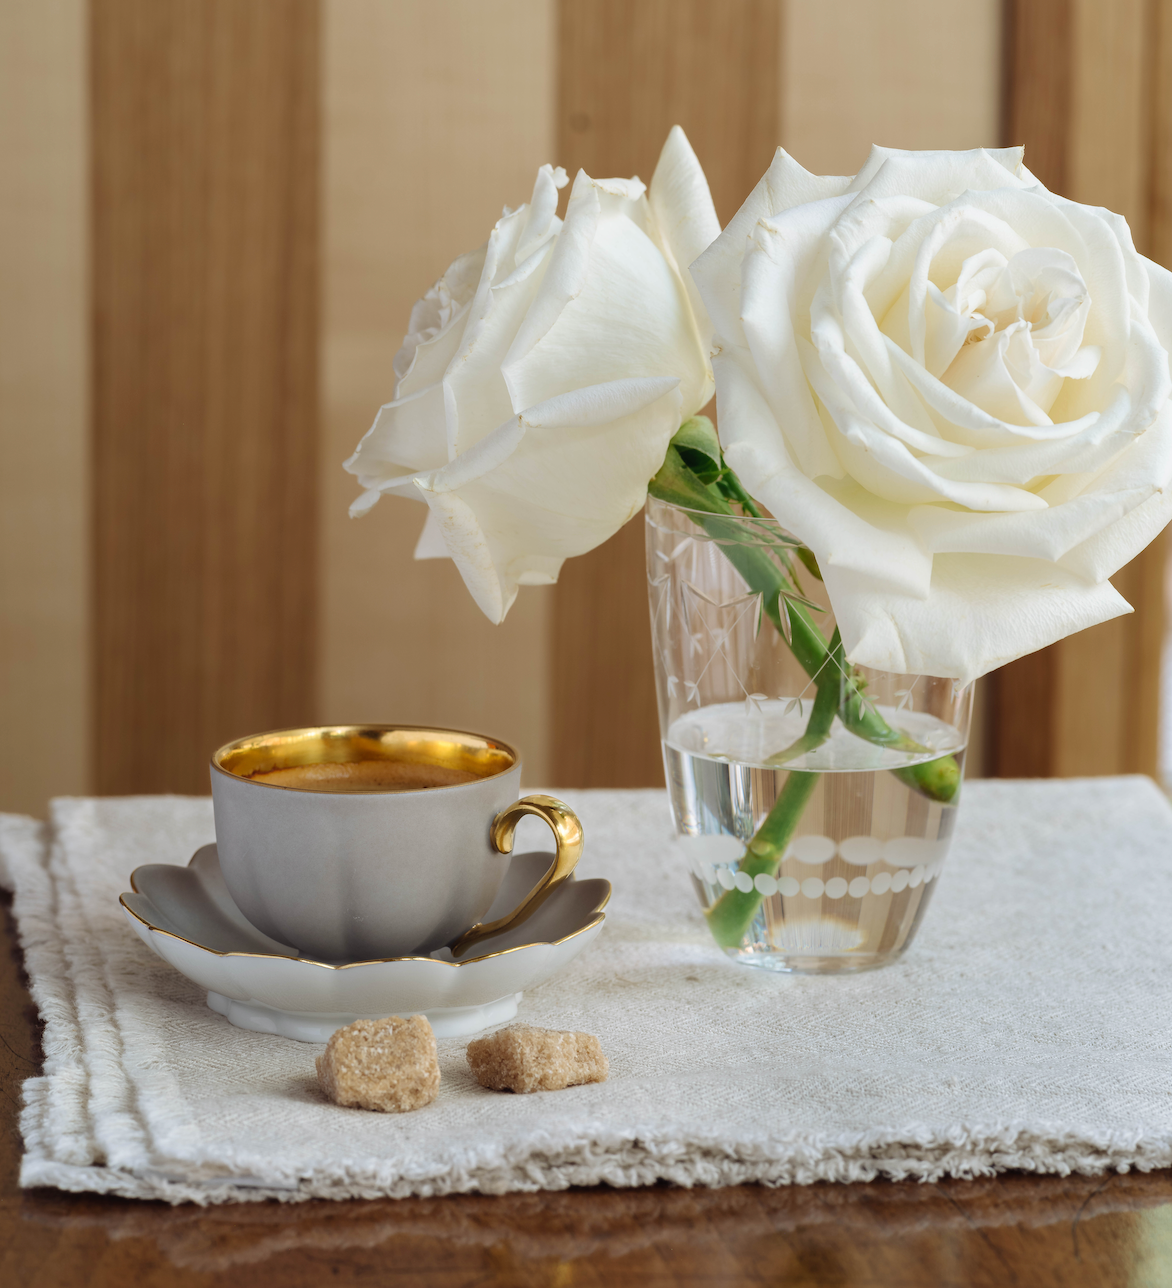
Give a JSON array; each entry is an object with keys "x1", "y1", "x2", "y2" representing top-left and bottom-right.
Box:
[{"x1": 4, "y1": 779, "x2": 1172, "y2": 1204}]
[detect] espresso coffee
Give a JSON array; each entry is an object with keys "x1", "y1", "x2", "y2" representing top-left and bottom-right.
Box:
[{"x1": 247, "y1": 760, "x2": 480, "y2": 793}]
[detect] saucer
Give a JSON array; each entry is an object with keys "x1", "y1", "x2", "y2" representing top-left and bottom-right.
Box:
[{"x1": 120, "y1": 844, "x2": 609, "y2": 1042}]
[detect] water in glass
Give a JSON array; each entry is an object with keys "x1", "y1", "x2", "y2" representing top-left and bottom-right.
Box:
[{"x1": 646, "y1": 496, "x2": 972, "y2": 973}]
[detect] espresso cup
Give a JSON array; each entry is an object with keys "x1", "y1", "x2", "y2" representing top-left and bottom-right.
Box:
[{"x1": 209, "y1": 724, "x2": 582, "y2": 962}]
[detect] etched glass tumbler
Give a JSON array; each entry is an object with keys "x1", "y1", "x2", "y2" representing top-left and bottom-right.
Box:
[{"x1": 646, "y1": 495, "x2": 973, "y2": 974}]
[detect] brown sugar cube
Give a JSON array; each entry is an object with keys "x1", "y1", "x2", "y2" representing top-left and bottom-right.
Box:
[
  {"x1": 316, "y1": 1015, "x2": 440, "y2": 1113},
  {"x1": 466, "y1": 1023, "x2": 608, "y2": 1094}
]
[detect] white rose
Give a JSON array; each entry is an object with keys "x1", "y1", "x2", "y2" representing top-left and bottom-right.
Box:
[
  {"x1": 692, "y1": 145, "x2": 1172, "y2": 684},
  {"x1": 346, "y1": 126, "x2": 719, "y2": 623}
]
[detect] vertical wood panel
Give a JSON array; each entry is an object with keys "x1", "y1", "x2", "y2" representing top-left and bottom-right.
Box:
[
  {"x1": 1061, "y1": 0, "x2": 1168, "y2": 778},
  {"x1": 785, "y1": 0, "x2": 1003, "y2": 175},
  {"x1": 0, "y1": 0, "x2": 89, "y2": 816},
  {"x1": 993, "y1": 0, "x2": 1167, "y2": 778},
  {"x1": 1073, "y1": 0, "x2": 1170, "y2": 779},
  {"x1": 321, "y1": 0, "x2": 556, "y2": 787},
  {"x1": 990, "y1": 0, "x2": 1072, "y2": 776},
  {"x1": 1003, "y1": 0, "x2": 1072, "y2": 195},
  {"x1": 552, "y1": 0, "x2": 782, "y2": 787},
  {"x1": 1150, "y1": 0, "x2": 1172, "y2": 271},
  {"x1": 91, "y1": 0, "x2": 320, "y2": 794}
]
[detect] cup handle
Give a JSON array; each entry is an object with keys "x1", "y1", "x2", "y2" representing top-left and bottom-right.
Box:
[{"x1": 449, "y1": 794, "x2": 584, "y2": 959}]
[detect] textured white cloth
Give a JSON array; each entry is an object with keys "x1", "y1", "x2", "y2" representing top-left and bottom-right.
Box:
[{"x1": 4, "y1": 779, "x2": 1172, "y2": 1205}]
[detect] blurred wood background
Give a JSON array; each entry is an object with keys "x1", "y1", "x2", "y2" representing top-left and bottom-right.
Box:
[
  {"x1": 1, "y1": 0, "x2": 1167, "y2": 813},
  {"x1": 990, "y1": 0, "x2": 1170, "y2": 776},
  {"x1": 90, "y1": 0, "x2": 321, "y2": 793}
]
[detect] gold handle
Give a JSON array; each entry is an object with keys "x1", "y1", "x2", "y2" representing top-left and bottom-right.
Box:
[{"x1": 449, "y1": 794, "x2": 584, "y2": 959}]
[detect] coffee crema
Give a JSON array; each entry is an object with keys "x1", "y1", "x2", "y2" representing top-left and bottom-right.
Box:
[{"x1": 246, "y1": 760, "x2": 480, "y2": 793}]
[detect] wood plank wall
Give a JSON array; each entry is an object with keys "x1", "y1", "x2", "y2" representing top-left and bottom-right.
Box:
[
  {"x1": 551, "y1": 0, "x2": 782, "y2": 787},
  {"x1": 0, "y1": 0, "x2": 89, "y2": 815},
  {"x1": 992, "y1": 0, "x2": 1170, "y2": 777},
  {"x1": 320, "y1": 0, "x2": 556, "y2": 787},
  {"x1": 90, "y1": 0, "x2": 320, "y2": 794},
  {"x1": 783, "y1": 0, "x2": 1003, "y2": 177},
  {"x1": 5, "y1": 0, "x2": 1166, "y2": 811}
]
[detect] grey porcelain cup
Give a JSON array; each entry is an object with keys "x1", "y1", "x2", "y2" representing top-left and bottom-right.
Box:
[{"x1": 209, "y1": 725, "x2": 582, "y2": 963}]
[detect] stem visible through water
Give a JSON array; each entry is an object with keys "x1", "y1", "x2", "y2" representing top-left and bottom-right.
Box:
[{"x1": 703, "y1": 633, "x2": 845, "y2": 948}]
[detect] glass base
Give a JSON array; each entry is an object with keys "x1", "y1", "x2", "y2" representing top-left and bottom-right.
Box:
[
  {"x1": 696, "y1": 861, "x2": 942, "y2": 974},
  {"x1": 723, "y1": 944, "x2": 911, "y2": 975}
]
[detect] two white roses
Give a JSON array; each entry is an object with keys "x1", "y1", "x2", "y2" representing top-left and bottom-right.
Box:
[{"x1": 347, "y1": 134, "x2": 1172, "y2": 684}]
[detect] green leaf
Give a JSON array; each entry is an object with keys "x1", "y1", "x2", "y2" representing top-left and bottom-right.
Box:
[
  {"x1": 797, "y1": 546, "x2": 823, "y2": 581},
  {"x1": 669, "y1": 416, "x2": 721, "y2": 470},
  {"x1": 677, "y1": 448, "x2": 721, "y2": 485}
]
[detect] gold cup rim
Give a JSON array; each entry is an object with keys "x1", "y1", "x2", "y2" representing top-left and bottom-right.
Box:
[{"x1": 210, "y1": 723, "x2": 520, "y2": 795}]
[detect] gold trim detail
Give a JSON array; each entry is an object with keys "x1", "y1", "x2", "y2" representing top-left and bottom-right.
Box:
[
  {"x1": 210, "y1": 724, "x2": 519, "y2": 793},
  {"x1": 450, "y1": 795, "x2": 584, "y2": 959}
]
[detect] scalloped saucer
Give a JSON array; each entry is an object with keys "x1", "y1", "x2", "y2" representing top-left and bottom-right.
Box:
[{"x1": 120, "y1": 844, "x2": 609, "y2": 1042}]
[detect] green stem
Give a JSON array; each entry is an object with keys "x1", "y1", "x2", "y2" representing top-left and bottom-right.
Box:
[
  {"x1": 716, "y1": 468, "x2": 764, "y2": 517},
  {"x1": 707, "y1": 773, "x2": 820, "y2": 949},
  {"x1": 704, "y1": 633, "x2": 843, "y2": 948}
]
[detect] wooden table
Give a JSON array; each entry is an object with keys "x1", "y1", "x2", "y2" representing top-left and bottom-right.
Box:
[{"x1": 2, "y1": 897, "x2": 1170, "y2": 1287}]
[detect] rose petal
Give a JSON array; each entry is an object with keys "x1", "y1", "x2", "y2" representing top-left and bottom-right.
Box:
[
  {"x1": 345, "y1": 382, "x2": 451, "y2": 482},
  {"x1": 393, "y1": 245, "x2": 486, "y2": 395},
  {"x1": 809, "y1": 367, "x2": 1048, "y2": 510},
  {"x1": 716, "y1": 364, "x2": 933, "y2": 602},
  {"x1": 442, "y1": 201, "x2": 556, "y2": 457},
  {"x1": 521, "y1": 376, "x2": 680, "y2": 428},
  {"x1": 515, "y1": 164, "x2": 568, "y2": 264},
  {"x1": 503, "y1": 169, "x2": 604, "y2": 377},
  {"x1": 648, "y1": 125, "x2": 721, "y2": 339},
  {"x1": 349, "y1": 488, "x2": 382, "y2": 519},
  {"x1": 1144, "y1": 258, "x2": 1172, "y2": 351},
  {"x1": 834, "y1": 551, "x2": 1129, "y2": 686},
  {"x1": 929, "y1": 386, "x2": 1135, "y2": 485},
  {"x1": 394, "y1": 295, "x2": 474, "y2": 400},
  {"x1": 886, "y1": 339, "x2": 1100, "y2": 448},
  {"x1": 691, "y1": 148, "x2": 851, "y2": 348},
  {"x1": 1060, "y1": 487, "x2": 1172, "y2": 584},
  {"x1": 847, "y1": 146, "x2": 1029, "y2": 202},
  {"x1": 907, "y1": 487, "x2": 1149, "y2": 562},
  {"x1": 1056, "y1": 402, "x2": 1172, "y2": 580},
  {"x1": 445, "y1": 236, "x2": 555, "y2": 457},
  {"x1": 414, "y1": 486, "x2": 511, "y2": 622},
  {"x1": 504, "y1": 207, "x2": 712, "y2": 416},
  {"x1": 869, "y1": 203, "x2": 1029, "y2": 339},
  {"x1": 943, "y1": 324, "x2": 1057, "y2": 425},
  {"x1": 979, "y1": 190, "x2": 1132, "y2": 417},
  {"x1": 413, "y1": 507, "x2": 450, "y2": 559},
  {"x1": 417, "y1": 386, "x2": 684, "y2": 622},
  {"x1": 802, "y1": 323, "x2": 974, "y2": 459},
  {"x1": 739, "y1": 209, "x2": 849, "y2": 479}
]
